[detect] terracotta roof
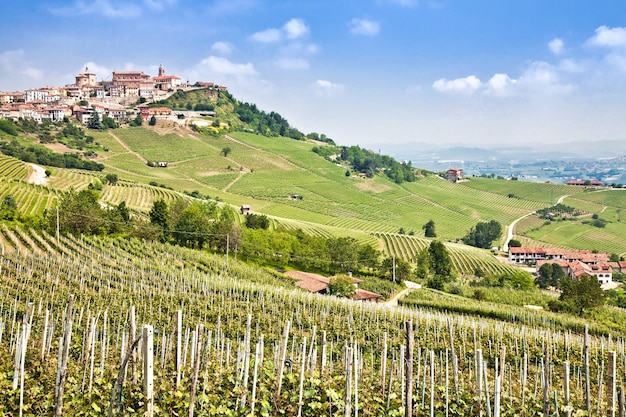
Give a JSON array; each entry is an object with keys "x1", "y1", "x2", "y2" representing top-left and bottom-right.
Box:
[
  {"x1": 285, "y1": 270, "x2": 363, "y2": 293},
  {"x1": 350, "y1": 289, "x2": 383, "y2": 301},
  {"x1": 286, "y1": 271, "x2": 330, "y2": 293}
]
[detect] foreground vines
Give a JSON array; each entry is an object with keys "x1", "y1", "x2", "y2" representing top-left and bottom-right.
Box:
[{"x1": 0, "y1": 234, "x2": 624, "y2": 416}]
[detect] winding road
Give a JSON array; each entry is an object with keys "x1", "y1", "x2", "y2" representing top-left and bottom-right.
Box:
[
  {"x1": 384, "y1": 280, "x2": 422, "y2": 307},
  {"x1": 503, "y1": 194, "x2": 571, "y2": 251}
]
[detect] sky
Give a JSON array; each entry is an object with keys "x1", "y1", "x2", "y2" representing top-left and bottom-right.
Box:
[{"x1": 2, "y1": 0, "x2": 626, "y2": 151}]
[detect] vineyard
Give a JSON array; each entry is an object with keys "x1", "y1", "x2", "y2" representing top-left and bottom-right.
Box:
[
  {"x1": 375, "y1": 232, "x2": 522, "y2": 277},
  {"x1": 0, "y1": 154, "x2": 28, "y2": 180},
  {"x1": 0, "y1": 228, "x2": 625, "y2": 416}
]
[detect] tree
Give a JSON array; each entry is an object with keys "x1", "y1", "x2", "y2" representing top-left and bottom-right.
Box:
[
  {"x1": 0, "y1": 195, "x2": 18, "y2": 220},
  {"x1": 414, "y1": 249, "x2": 429, "y2": 280},
  {"x1": 508, "y1": 239, "x2": 522, "y2": 247},
  {"x1": 428, "y1": 240, "x2": 453, "y2": 278},
  {"x1": 327, "y1": 275, "x2": 356, "y2": 298},
  {"x1": 104, "y1": 173, "x2": 118, "y2": 185},
  {"x1": 173, "y1": 202, "x2": 212, "y2": 248},
  {"x1": 326, "y1": 237, "x2": 359, "y2": 273},
  {"x1": 422, "y1": 220, "x2": 437, "y2": 238},
  {"x1": 149, "y1": 199, "x2": 170, "y2": 242},
  {"x1": 49, "y1": 188, "x2": 105, "y2": 235},
  {"x1": 87, "y1": 112, "x2": 102, "y2": 130},
  {"x1": 245, "y1": 213, "x2": 270, "y2": 229},
  {"x1": 559, "y1": 275, "x2": 606, "y2": 316},
  {"x1": 130, "y1": 114, "x2": 143, "y2": 127},
  {"x1": 102, "y1": 116, "x2": 117, "y2": 129},
  {"x1": 221, "y1": 146, "x2": 232, "y2": 157},
  {"x1": 149, "y1": 115, "x2": 157, "y2": 126},
  {"x1": 381, "y1": 257, "x2": 412, "y2": 282},
  {"x1": 462, "y1": 220, "x2": 502, "y2": 249}
]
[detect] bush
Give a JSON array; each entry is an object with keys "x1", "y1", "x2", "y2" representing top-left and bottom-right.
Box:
[
  {"x1": 473, "y1": 288, "x2": 487, "y2": 301},
  {"x1": 427, "y1": 275, "x2": 445, "y2": 290}
]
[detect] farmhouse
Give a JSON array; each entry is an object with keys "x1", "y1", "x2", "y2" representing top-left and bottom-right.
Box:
[
  {"x1": 284, "y1": 270, "x2": 382, "y2": 302},
  {"x1": 447, "y1": 168, "x2": 463, "y2": 182},
  {"x1": 566, "y1": 179, "x2": 604, "y2": 187},
  {"x1": 537, "y1": 259, "x2": 613, "y2": 285},
  {"x1": 508, "y1": 247, "x2": 609, "y2": 265}
]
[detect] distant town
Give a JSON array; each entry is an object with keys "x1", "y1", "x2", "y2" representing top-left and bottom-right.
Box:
[{"x1": 0, "y1": 64, "x2": 226, "y2": 125}]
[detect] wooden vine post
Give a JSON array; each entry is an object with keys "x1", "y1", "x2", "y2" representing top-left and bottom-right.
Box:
[
  {"x1": 54, "y1": 294, "x2": 74, "y2": 417},
  {"x1": 274, "y1": 320, "x2": 291, "y2": 411},
  {"x1": 175, "y1": 310, "x2": 182, "y2": 389},
  {"x1": 405, "y1": 320, "x2": 414, "y2": 417},
  {"x1": 609, "y1": 351, "x2": 617, "y2": 417},
  {"x1": 142, "y1": 325, "x2": 154, "y2": 417},
  {"x1": 189, "y1": 324, "x2": 204, "y2": 417},
  {"x1": 584, "y1": 325, "x2": 591, "y2": 414}
]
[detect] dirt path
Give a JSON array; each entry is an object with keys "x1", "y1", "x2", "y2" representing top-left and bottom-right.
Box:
[
  {"x1": 26, "y1": 163, "x2": 48, "y2": 185},
  {"x1": 384, "y1": 280, "x2": 421, "y2": 307}
]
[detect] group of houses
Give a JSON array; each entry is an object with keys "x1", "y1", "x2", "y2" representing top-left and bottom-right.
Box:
[
  {"x1": 0, "y1": 64, "x2": 226, "y2": 125},
  {"x1": 508, "y1": 247, "x2": 624, "y2": 285}
]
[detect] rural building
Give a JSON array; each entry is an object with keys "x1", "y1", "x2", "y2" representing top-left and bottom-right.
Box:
[
  {"x1": 284, "y1": 270, "x2": 382, "y2": 302},
  {"x1": 240, "y1": 204, "x2": 251, "y2": 215},
  {"x1": 566, "y1": 179, "x2": 604, "y2": 186},
  {"x1": 447, "y1": 168, "x2": 463, "y2": 182},
  {"x1": 508, "y1": 247, "x2": 609, "y2": 265},
  {"x1": 537, "y1": 259, "x2": 613, "y2": 285},
  {"x1": 609, "y1": 261, "x2": 626, "y2": 274}
]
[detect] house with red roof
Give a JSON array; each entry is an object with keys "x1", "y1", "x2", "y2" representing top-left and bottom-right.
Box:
[{"x1": 284, "y1": 270, "x2": 383, "y2": 302}]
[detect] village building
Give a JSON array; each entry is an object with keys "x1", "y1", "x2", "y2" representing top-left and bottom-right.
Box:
[
  {"x1": 0, "y1": 91, "x2": 23, "y2": 104},
  {"x1": 511, "y1": 247, "x2": 613, "y2": 285},
  {"x1": 153, "y1": 64, "x2": 182, "y2": 91}
]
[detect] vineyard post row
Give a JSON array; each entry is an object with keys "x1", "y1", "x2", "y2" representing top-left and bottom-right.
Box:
[{"x1": 6, "y1": 292, "x2": 626, "y2": 416}]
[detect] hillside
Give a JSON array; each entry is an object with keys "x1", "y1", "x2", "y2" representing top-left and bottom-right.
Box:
[
  {"x1": 2, "y1": 92, "x2": 626, "y2": 416},
  {"x1": 0, "y1": 228, "x2": 624, "y2": 415}
]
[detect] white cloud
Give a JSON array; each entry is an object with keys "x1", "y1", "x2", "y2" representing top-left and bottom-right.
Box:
[
  {"x1": 432, "y1": 75, "x2": 482, "y2": 94},
  {"x1": 49, "y1": 0, "x2": 142, "y2": 18},
  {"x1": 283, "y1": 18, "x2": 309, "y2": 40},
  {"x1": 251, "y1": 18, "x2": 309, "y2": 43},
  {"x1": 433, "y1": 62, "x2": 573, "y2": 98},
  {"x1": 250, "y1": 28, "x2": 282, "y2": 43},
  {"x1": 484, "y1": 73, "x2": 516, "y2": 97},
  {"x1": 548, "y1": 38, "x2": 564, "y2": 55},
  {"x1": 194, "y1": 56, "x2": 256, "y2": 76},
  {"x1": 558, "y1": 58, "x2": 584, "y2": 73},
  {"x1": 349, "y1": 18, "x2": 380, "y2": 36},
  {"x1": 211, "y1": 41, "x2": 235, "y2": 55},
  {"x1": 275, "y1": 58, "x2": 309, "y2": 70},
  {"x1": 0, "y1": 50, "x2": 44, "y2": 87},
  {"x1": 587, "y1": 25, "x2": 626, "y2": 48},
  {"x1": 312, "y1": 80, "x2": 345, "y2": 97}
]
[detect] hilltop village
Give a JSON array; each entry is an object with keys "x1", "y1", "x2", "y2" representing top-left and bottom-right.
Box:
[{"x1": 0, "y1": 64, "x2": 226, "y2": 124}]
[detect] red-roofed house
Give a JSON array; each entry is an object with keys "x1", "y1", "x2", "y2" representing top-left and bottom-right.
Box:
[{"x1": 284, "y1": 270, "x2": 381, "y2": 302}]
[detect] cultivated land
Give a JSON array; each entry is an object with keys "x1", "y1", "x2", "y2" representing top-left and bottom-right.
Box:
[
  {"x1": 3, "y1": 117, "x2": 626, "y2": 414},
  {"x1": 0, "y1": 227, "x2": 625, "y2": 415}
]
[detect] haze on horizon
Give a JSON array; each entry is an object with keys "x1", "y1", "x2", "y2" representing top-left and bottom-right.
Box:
[{"x1": 1, "y1": 0, "x2": 626, "y2": 152}]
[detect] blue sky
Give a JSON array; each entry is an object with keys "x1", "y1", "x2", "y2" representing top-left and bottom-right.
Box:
[{"x1": 2, "y1": 0, "x2": 626, "y2": 150}]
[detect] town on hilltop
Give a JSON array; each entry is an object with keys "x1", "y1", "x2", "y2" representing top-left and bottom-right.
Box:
[{"x1": 0, "y1": 64, "x2": 226, "y2": 124}]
